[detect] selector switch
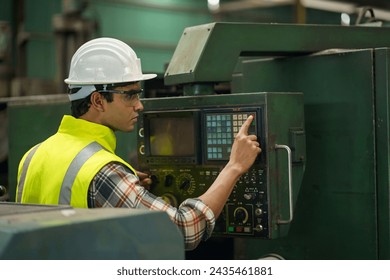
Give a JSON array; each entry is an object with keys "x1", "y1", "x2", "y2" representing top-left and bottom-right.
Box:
[
  {"x1": 176, "y1": 173, "x2": 195, "y2": 195},
  {"x1": 180, "y1": 179, "x2": 190, "y2": 190},
  {"x1": 255, "y1": 208, "x2": 263, "y2": 216},
  {"x1": 165, "y1": 175, "x2": 174, "y2": 187},
  {"x1": 150, "y1": 175, "x2": 159, "y2": 189},
  {"x1": 254, "y1": 224, "x2": 263, "y2": 232},
  {"x1": 234, "y1": 207, "x2": 249, "y2": 224}
]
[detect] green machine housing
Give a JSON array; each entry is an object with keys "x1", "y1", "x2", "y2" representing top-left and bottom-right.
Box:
[
  {"x1": 137, "y1": 93, "x2": 305, "y2": 239},
  {"x1": 0, "y1": 202, "x2": 184, "y2": 259},
  {"x1": 155, "y1": 22, "x2": 390, "y2": 259}
]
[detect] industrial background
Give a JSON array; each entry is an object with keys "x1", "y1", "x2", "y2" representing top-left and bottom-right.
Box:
[{"x1": 1, "y1": 0, "x2": 390, "y2": 260}]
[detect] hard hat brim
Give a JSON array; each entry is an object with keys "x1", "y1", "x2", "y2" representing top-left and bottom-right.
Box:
[
  {"x1": 64, "y1": 73, "x2": 157, "y2": 85},
  {"x1": 141, "y1": 73, "x2": 158, "y2": 81}
]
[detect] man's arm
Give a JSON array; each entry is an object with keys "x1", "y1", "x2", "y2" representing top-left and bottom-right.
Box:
[{"x1": 198, "y1": 115, "x2": 261, "y2": 218}]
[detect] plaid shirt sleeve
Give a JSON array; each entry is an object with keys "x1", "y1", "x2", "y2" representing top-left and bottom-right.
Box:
[{"x1": 88, "y1": 162, "x2": 215, "y2": 251}]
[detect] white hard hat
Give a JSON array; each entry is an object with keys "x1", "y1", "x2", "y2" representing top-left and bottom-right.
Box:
[{"x1": 64, "y1": 37, "x2": 157, "y2": 85}]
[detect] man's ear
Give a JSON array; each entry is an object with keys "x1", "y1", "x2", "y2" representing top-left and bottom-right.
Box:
[{"x1": 89, "y1": 91, "x2": 105, "y2": 112}]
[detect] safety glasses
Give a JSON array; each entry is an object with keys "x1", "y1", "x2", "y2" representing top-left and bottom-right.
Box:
[{"x1": 98, "y1": 88, "x2": 143, "y2": 96}]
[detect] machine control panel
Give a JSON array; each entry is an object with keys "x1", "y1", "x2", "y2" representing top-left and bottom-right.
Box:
[
  {"x1": 139, "y1": 106, "x2": 270, "y2": 237},
  {"x1": 147, "y1": 165, "x2": 269, "y2": 237},
  {"x1": 138, "y1": 92, "x2": 305, "y2": 239}
]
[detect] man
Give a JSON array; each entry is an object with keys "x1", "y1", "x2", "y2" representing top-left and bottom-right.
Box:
[{"x1": 16, "y1": 37, "x2": 261, "y2": 250}]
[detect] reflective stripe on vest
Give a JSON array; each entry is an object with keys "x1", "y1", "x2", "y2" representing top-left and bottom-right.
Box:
[
  {"x1": 18, "y1": 141, "x2": 105, "y2": 204},
  {"x1": 17, "y1": 144, "x2": 41, "y2": 202},
  {"x1": 59, "y1": 141, "x2": 105, "y2": 204}
]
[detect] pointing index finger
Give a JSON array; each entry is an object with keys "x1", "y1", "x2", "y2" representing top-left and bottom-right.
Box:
[{"x1": 238, "y1": 114, "x2": 254, "y2": 136}]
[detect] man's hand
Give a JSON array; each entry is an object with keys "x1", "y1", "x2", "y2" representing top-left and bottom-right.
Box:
[
  {"x1": 229, "y1": 115, "x2": 261, "y2": 174},
  {"x1": 198, "y1": 115, "x2": 262, "y2": 218},
  {"x1": 136, "y1": 170, "x2": 152, "y2": 190}
]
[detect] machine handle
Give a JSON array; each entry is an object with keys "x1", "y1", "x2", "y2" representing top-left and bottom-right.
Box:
[{"x1": 275, "y1": 144, "x2": 293, "y2": 224}]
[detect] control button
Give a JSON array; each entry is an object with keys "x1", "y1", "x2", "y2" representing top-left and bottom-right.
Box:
[
  {"x1": 228, "y1": 226, "x2": 235, "y2": 233},
  {"x1": 243, "y1": 193, "x2": 252, "y2": 200},
  {"x1": 244, "y1": 227, "x2": 251, "y2": 233},
  {"x1": 251, "y1": 176, "x2": 257, "y2": 183},
  {"x1": 236, "y1": 226, "x2": 243, "y2": 233},
  {"x1": 255, "y1": 208, "x2": 263, "y2": 216},
  {"x1": 150, "y1": 175, "x2": 159, "y2": 189},
  {"x1": 164, "y1": 175, "x2": 174, "y2": 187},
  {"x1": 254, "y1": 224, "x2": 263, "y2": 232}
]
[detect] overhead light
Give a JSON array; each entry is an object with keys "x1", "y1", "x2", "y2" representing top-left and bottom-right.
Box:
[
  {"x1": 208, "y1": 0, "x2": 220, "y2": 11},
  {"x1": 341, "y1": 13, "x2": 351, "y2": 25}
]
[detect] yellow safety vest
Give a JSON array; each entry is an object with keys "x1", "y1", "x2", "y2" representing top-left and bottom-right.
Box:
[{"x1": 16, "y1": 115, "x2": 137, "y2": 208}]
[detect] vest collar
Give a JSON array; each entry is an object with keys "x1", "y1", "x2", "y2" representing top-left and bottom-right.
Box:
[{"x1": 58, "y1": 115, "x2": 117, "y2": 152}]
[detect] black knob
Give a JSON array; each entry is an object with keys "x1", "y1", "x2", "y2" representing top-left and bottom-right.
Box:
[
  {"x1": 150, "y1": 175, "x2": 159, "y2": 189},
  {"x1": 234, "y1": 207, "x2": 248, "y2": 224},
  {"x1": 164, "y1": 175, "x2": 174, "y2": 187},
  {"x1": 0, "y1": 185, "x2": 6, "y2": 196},
  {"x1": 235, "y1": 209, "x2": 246, "y2": 222}
]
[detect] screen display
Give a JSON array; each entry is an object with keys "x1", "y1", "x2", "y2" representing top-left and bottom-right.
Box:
[{"x1": 148, "y1": 117, "x2": 195, "y2": 156}]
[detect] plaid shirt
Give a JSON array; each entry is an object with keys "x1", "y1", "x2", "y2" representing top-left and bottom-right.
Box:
[{"x1": 87, "y1": 162, "x2": 215, "y2": 250}]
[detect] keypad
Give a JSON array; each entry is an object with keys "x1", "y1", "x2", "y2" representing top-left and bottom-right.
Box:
[{"x1": 205, "y1": 112, "x2": 256, "y2": 160}]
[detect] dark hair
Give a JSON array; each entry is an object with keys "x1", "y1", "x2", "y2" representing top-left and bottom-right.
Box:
[
  {"x1": 70, "y1": 91, "x2": 114, "y2": 118},
  {"x1": 69, "y1": 82, "x2": 137, "y2": 118}
]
